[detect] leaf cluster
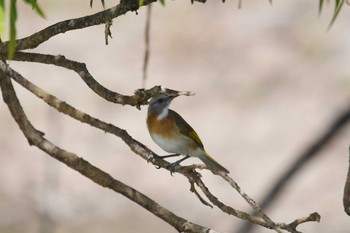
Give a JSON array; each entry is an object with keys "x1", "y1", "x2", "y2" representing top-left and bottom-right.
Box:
[{"x1": 319, "y1": 0, "x2": 348, "y2": 28}]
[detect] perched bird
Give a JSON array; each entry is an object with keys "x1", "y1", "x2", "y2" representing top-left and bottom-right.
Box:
[{"x1": 146, "y1": 94, "x2": 229, "y2": 174}]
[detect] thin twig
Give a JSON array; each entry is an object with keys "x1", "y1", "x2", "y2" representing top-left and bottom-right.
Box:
[
  {"x1": 190, "y1": 172, "x2": 319, "y2": 232},
  {"x1": 142, "y1": 5, "x2": 152, "y2": 88},
  {"x1": 190, "y1": 181, "x2": 213, "y2": 208},
  {"x1": 344, "y1": 147, "x2": 350, "y2": 215},
  {"x1": 104, "y1": 19, "x2": 113, "y2": 45},
  {"x1": 12, "y1": 52, "x2": 193, "y2": 109},
  {"x1": 239, "y1": 106, "x2": 350, "y2": 232},
  {"x1": 0, "y1": 0, "x2": 158, "y2": 54},
  {"x1": 223, "y1": 175, "x2": 281, "y2": 232}
]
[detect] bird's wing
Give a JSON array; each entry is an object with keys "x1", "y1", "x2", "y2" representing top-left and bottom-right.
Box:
[{"x1": 169, "y1": 109, "x2": 204, "y2": 149}]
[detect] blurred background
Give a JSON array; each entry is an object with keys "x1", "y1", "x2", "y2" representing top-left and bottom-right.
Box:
[{"x1": 1, "y1": 0, "x2": 350, "y2": 232}]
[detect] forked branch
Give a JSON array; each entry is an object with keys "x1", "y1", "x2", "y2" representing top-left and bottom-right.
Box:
[
  {"x1": 0, "y1": 66, "x2": 214, "y2": 233},
  {"x1": 0, "y1": 61, "x2": 320, "y2": 232},
  {"x1": 0, "y1": 0, "x2": 321, "y2": 232}
]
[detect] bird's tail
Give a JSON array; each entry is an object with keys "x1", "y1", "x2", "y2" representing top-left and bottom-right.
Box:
[{"x1": 200, "y1": 151, "x2": 230, "y2": 174}]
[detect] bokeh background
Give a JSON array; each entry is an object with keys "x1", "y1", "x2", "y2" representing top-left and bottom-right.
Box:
[{"x1": 1, "y1": 0, "x2": 350, "y2": 232}]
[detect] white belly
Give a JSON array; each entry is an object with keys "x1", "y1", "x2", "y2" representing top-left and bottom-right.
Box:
[
  {"x1": 150, "y1": 133, "x2": 204, "y2": 158},
  {"x1": 151, "y1": 134, "x2": 190, "y2": 155}
]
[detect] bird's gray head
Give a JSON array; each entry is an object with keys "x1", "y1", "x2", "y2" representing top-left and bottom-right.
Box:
[{"x1": 148, "y1": 94, "x2": 177, "y2": 119}]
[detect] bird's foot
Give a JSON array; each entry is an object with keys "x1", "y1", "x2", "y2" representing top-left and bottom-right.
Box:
[
  {"x1": 159, "y1": 153, "x2": 181, "y2": 159},
  {"x1": 147, "y1": 153, "x2": 161, "y2": 169},
  {"x1": 147, "y1": 152, "x2": 156, "y2": 163},
  {"x1": 147, "y1": 153, "x2": 180, "y2": 163},
  {"x1": 167, "y1": 162, "x2": 181, "y2": 176},
  {"x1": 148, "y1": 153, "x2": 181, "y2": 170},
  {"x1": 166, "y1": 155, "x2": 191, "y2": 176}
]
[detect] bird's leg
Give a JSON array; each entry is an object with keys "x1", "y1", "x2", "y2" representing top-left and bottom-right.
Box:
[
  {"x1": 168, "y1": 155, "x2": 190, "y2": 175},
  {"x1": 147, "y1": 153, "x2": 180, "y2": 163},
  {"x1": 158, "y1": 153, "x2": 181, "y2": 159}
]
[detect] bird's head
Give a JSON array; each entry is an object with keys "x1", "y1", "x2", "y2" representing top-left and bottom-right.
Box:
[{"x1": 148, "y1": 94, "x2": 177, "y2": 119}]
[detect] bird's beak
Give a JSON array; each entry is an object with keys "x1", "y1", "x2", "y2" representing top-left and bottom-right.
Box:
[
  {"x1": 167, "y1": 95, "x2": 179, "y2": 102},
  {"x1": 169, "y1": 95, "x2": 178, "y2": 100}
]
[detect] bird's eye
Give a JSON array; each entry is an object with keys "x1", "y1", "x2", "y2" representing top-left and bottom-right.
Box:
[{"x1": 158, "y1": 98, "x2": 164, "y2": 104}]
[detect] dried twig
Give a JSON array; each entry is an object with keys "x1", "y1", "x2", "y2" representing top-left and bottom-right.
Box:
[
  {"x1": 12, "y1": 52, "x2": 193, "y2": 109},
  {"x1": 190, "y1": 181, "x2": 213, "y2": 208},
  {"x1": 240, "y1": 106, "x2": 350, "y2": 233},
  {"x1": 142, "y1": 4, "x2": 152, "y2": 88},
  {"x1": 104, "y1": 19, "x2": 113, "y2": 45},
  {"x1": 344, "y1": 147, "x2": 350, "y2": 215},
  {"x1": 0, "y1": 0, "x2": 158, "y2": 54}
]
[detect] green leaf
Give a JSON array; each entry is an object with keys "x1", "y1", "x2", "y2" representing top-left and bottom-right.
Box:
[
  {"x1": 159, "y1": 0, "x2": 165, "y2": 6},
  {"x1": 8, "y1": 0, "x2": 17, "y2": 59},
  {"x1": 90, "y1": 0, "x2": 105, "y2": 8},
  {"x1": 23, "y1": 0, "x2": 45, "y2": 18},
  {"x1": 328, "y1": 0, "x2": 344, "y2": 29},
  {"x1": 0, "y1": 0, "x2": 5, "y2": 39},
  {"x1": 139, "y1": 0, "x2": 144, "y2": 6},
  {"x1": 319, "y1": 0, "x2": 325, "y2": 15}
]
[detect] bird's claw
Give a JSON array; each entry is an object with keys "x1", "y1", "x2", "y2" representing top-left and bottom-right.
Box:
[
  {"x1": 147, "y1": 152, "x2": 161, "y2": 163},
  {"x1": 147, "y1": 153, "x2": 183, "y2": 175},
  {"x1": 147, "y1": 153, "x2": 162, "y2": 169},
  {"x1": 167, "y1": 162, "x2": 179, "y2": 176},
  {"x1": 147, "y1": 153, "x2": 155, "y2": 163}
]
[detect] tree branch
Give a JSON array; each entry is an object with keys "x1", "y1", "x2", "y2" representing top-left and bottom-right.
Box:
[
  {"x1": 0, "y1": 1, "x2": 323, "y2": 228},
  {"x1": 12, "y1": 51, "x2": 193, "y2": 109},
  {"x1": 0, "y1": 0, "x2": 157, "y2": 54},
  {"x1": 344, "y1": 147, "x2": 350, "y2": 215},
  {"x1": 239, "y1": 106, "x2": 350, "y2": 232},
  {"x1": 1, "y1": 61, "x2": 320, "y2": 232},
  {"x1": 142, "y1": 4, "x2": 152, "y2": 88},
  {"x1": 0, "y1": 63, "x2": 214, "y2": 233}
]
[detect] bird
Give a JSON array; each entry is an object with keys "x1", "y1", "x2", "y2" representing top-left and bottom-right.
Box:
[{"x1": 146, "y1": 94, "x2": 229, "y2": 174}]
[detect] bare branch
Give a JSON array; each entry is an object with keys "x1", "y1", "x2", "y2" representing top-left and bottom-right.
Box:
[
  {"x1": 260, "y1": 107, "x2": 350, "y2": 211},
  {"x1": 344, "y1": 147, "x2": 350, "y2": 215},
  {"x1": 0, "y1": 0, "x2": 323, "y2": 232},
  {"x1": 190, "y1": 180, "x2": 213, "y2": 208},
  {"x1": 240, "y1": 105, "x2": 350, "y2": 233},
  {"x1": 279, "y1": 213, "x2": 321, "y2": 233},
  {"x1": 104, "y1": 19, "x2": 113, "y2": 45},
  {"x1": 190, "y1": 172, "x2": 320, "y2": 232},
  {"x1": 1, "y1": 60, "x2": 320, "y2": 232},
  {"x1": 0, "y1": 59, "x2": 192, "y2": 173},
  {"x1": 12, "y1": 52, "x2": 193, "y2": 109},
  {"x1": 142, "y1": 4, "x2": 152, "y2": 88},
  {"x1": 183, "y1": 169, "x2": 282, "y2": 231},
  {"x1": 0, "y1": 63, "x2": 213, "y2": 233},
  {"x1": 1, "y1": 60, "x2": 151, "y2": 160},
  {"x1": 222, "y1": 175, "x2": 281, "y2": 232},
  {"x1": 0, "y1": 0, "x2": 157, "y2": 54}
]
